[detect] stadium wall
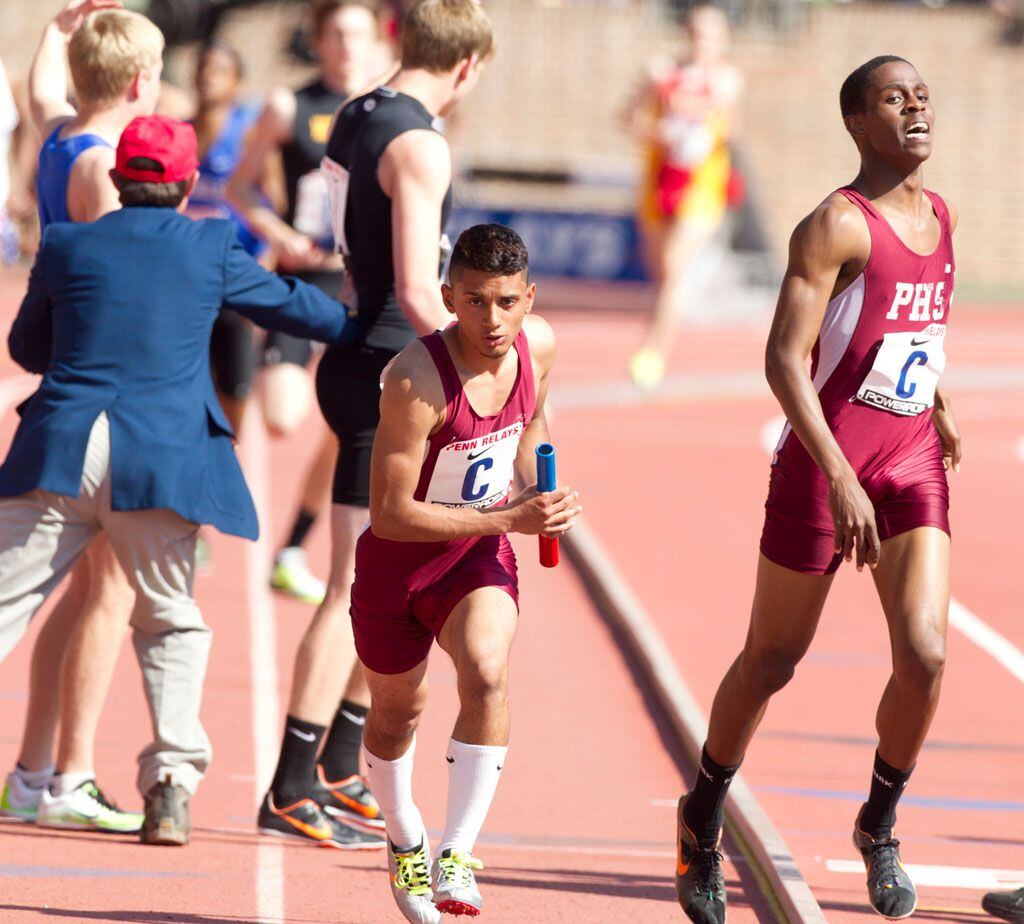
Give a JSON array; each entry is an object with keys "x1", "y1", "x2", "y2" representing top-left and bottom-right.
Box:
[{"x1": 3, "y1": 1, "x2": 1018, "y2": 289}]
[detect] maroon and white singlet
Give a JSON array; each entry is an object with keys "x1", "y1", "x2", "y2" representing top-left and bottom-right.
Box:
[
  {"x1": 351, "y1": 329, "x2": 537, "y2": 674},
  {"x1": 760, "y1": 187, "x2": 955, "y2": 575}
]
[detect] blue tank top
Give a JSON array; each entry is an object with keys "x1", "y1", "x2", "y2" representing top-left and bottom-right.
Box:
[
  {"x1": 36, "y1": 124, "x2": 112, "y2": 229},
  {"x1": 186, "y1": 104, "x2": 265, "y2": 257}
]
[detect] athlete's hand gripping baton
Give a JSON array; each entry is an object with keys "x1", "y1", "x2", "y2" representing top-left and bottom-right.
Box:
[{"x1": 536, "y1": 443, "x2": 559, "y2": 568}]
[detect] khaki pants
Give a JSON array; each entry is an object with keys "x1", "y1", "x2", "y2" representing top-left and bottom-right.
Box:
[{"x1": 0, "y1": 414, "x2": 211, "y2": 796}]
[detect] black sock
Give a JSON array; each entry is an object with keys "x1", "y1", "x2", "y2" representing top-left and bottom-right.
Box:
[
  {"x1": 283, "y1": 508, "x2": 317, "y2": 550},
  {"x1": 269, "y1": 715, "x2": 325, "y2": 804},
  {"x1": 859, "y1": 751, "x2": 914, "y2": 840},
  {"x1": 319, "y1": 700, "x2": 368, "y2": 782},
  {"x1": 682, "y1": 745, "x2": 741, "y2": 847}
]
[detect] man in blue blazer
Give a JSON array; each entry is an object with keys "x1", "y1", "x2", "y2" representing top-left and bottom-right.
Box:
[{"x1": 0, "y1": 115, "x2": 356, "y2": 845}]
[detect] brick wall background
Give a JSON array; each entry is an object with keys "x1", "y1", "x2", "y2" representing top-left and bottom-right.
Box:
[{"x1": 3, "y1": 1, "x2": 1020, "y2": 289}]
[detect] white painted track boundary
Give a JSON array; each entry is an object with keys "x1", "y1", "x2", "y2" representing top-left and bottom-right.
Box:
[
  {"x1": 241, "y1": 414, "x2": 286, "y2": 924},
  {"x1": 949, "y1": 598, "x2": 1024, "y2": 685},
  {"x1": 563, "y1": 522, "x2": 826, "y2": 924}
]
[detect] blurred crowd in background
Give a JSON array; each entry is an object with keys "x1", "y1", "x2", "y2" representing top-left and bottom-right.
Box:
[{"x1": 3, "y1": 0, "x2": 1022, "y2": 304}]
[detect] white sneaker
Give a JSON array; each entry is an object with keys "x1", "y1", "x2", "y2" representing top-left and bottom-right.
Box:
[
  {"x1": 37, "y1": 779, "x2": 144, "y2": 833},
  {"x1": 270, "y1": 547, "x2": 326, "y2": 605},
  {"x1": 0, "y1": 771, "x2": 45, "y2": 822},
  {"x1": 432, "y1": 848, "x2": 485, "y2": 916},
  {"x1": 388, "y1": 827, "x2": 441, "y2": 924}
]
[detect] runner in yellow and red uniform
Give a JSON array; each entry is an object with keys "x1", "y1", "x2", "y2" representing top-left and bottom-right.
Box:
[{"x1": 627, "y1": 4, "x2": 741, "y2": 388}]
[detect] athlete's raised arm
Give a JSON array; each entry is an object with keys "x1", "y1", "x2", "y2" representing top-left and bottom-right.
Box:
[
  {"x1": 225, "y1": 88, "x2": 314, "y2": 266},
  {"x1": 380, "y1": 129, "x2": 452, "y2": 335},
  {"x1": 29, "y1": 0, "x2": 121, "y2": 137},
  {"x1": 765, "y1": 195, "x2": 880, "y2": 570},
  {"x1": 370, "y1": 343, "x2": 576, "y2": 542}
]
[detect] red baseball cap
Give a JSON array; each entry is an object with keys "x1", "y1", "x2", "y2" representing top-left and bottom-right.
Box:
[{"x1": 116, "y1": 115, "x2": 199, "y2": 184}]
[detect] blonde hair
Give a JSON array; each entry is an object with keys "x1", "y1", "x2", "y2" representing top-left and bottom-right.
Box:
[
  {"x1": 400, "y1": 0, "x2": 494, "y2": 74},
  {"x1": 68, "y1": 10, "x2": 164, "y2": 104}
]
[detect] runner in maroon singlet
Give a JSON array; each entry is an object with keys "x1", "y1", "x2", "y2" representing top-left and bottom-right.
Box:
[
  {"x1": 353, "y1": 224, "x2": 580, "y2": 923},
  {"x1": 673, "y1": 57, "x2": 962, "y2": 924}
]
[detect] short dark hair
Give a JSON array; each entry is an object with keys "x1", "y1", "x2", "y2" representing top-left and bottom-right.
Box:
[
  {"x1": 114, "y1": 157, "x2": 190, "y2": 207},
  {"x1": 198, "y1": 39, "x2": 244, "y2": 79},
  {"x1": 839, "y1": 55, "x2": 910, "y2": 117},
  {"x1": 448, "y1": 224, "x2": 529, "y2": 284}
]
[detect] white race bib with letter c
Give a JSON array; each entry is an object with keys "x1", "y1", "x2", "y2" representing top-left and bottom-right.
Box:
[
  {"x1": 856, "y1": 324, "x2": 946, "y2": 416},
  {"x1": 425, "y1": 422, "x2": 524, "y2": 509}
]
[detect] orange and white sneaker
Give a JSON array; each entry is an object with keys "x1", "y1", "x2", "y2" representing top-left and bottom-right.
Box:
[
  {"x1": 257, "y1": 791, "x2": 383, "y2": 849},
  {"x1": 311, "y1": 765, "x2": 386, "y2": 834}
]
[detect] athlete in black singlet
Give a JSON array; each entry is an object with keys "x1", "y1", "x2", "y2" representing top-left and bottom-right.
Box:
[
  {"x1": 317, "y1": 85, "x2": 453, "y2": 502},
  {"x1": 226, "y1": 0, "x2": 384, "y2": 612}
]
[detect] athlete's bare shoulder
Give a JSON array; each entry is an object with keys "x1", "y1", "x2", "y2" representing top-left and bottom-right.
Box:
[
  {"x1": 522, "y1": 314, "x2": 556, "y2": 377},
  {"x1": 381, "y1": 338, "x2": 447, "y2": 421},
  {"x1": 788, "y1": 192, "x2": 870, "y2": 273},
  {"x1": 261, "y1": 86, "x2": 298, "y2": 139}
]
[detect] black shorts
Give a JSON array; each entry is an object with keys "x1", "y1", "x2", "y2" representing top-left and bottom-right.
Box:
[
  {"x1": 210, "y1": 311, "x2": 257, "y2": 400},
  {"x1": 263, "y1": 270, "x2": 344, "y2": 369},
  {"x1": 316, "y1": 343, "x2": 396, "y2": 507}
]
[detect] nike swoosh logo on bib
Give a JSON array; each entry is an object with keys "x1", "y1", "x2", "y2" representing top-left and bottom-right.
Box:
[{"x1": 467, "y1": 448, "x2": 491, "y2": 461}]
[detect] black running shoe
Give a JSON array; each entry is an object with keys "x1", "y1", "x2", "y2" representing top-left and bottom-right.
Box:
[
  {"x1": 675, "y1": 794, "x2": 726, "y2": 924},
  {"x1": 983, "y1": 887, "x2": 1024, "y2": 923},
  {"x1": 257, "y1": 791, "x2": 384, "y2": 850},
  {"x1": 853, "y1": 811, "x2": 917, "y2": 920},
  {"x1": 311, "y1": 764, "x2": 385, "y2": 833}
]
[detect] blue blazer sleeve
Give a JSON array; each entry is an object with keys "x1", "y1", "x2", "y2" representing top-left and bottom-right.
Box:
[
  {"x1": 9, "y1": 239, "x2": 53, "y2": 374},
  {"x1": 221, "y1": 236, "x2": 352, "y2": 345}
]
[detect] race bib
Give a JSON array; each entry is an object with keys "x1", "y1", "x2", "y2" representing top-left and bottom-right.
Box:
[
  {"x1": 856, "y1": 324, "x2": 946, "y2": 416},
  {"x1": 321, "y1": 156, "x2": 350, "y2": 256},
  {"x1": 293, "y1": 169, "x2": 334, "y2": 248},
  {"x1": 425, "y1": 422, "x2": 524, "y2": 509}
]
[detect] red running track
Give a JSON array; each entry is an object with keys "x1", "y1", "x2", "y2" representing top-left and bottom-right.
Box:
[
  {"x1": 0, "y1": 267, "x2": 776, "y2": 922},
  {"x1": 549, "y1": 301, "x2": 1024, "y2": 923}
]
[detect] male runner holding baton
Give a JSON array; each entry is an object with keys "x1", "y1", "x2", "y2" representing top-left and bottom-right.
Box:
[{"x1": 353, "y1": 223, "x2": 580, "y2": 922}]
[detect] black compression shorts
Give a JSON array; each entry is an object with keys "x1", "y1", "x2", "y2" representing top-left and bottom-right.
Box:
[
  {"x1": 315, "y1": 343, "x2": 396, "y2": 507},
  {"x1": 210, "y1": 311, "x2": 256, "y2": 400}
]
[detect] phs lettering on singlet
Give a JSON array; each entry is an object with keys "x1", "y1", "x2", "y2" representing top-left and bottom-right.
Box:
[
  {"x1": 425, "y1": 422, "x2": 524, "y2": 509},
  {"x1": 856, "y1": 324, "x2": 946, "y2": 416}
]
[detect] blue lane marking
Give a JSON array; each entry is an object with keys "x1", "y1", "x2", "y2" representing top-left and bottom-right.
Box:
[
  {"x1": 0, "y1": 864, "x2": 203, "y2": 879},
  {"x1": 755, "y1": 785, "x2": 1024, "y2": 813}
]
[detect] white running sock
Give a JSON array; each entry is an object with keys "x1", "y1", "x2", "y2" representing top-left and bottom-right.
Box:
[
  {"x1": 14, "y1": 764, "x2": 54, "y2": 790},
  {"x1": 363, "y1": 738, "x2": 425, "y2": 851},
  {"x1": 438, "y1": 738, "x2": 508, "y2": 855},
  {"x1": 49, "y1": 770, "x2": 93, "y2": 797}
]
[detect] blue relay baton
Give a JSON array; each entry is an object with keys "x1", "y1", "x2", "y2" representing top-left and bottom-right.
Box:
[{"x1": 536, "y1": 443, "x2": 559, "y2": 568}]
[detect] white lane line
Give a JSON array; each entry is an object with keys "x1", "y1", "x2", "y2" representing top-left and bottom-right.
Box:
[
  {"x1": 242, "y1": 413, "x2": 285, "y2": 924},
  {"x1": 949, "y1": 599, "x2": 1024, "y2": 685},
  {"x1": 826, "y1": 859, "x2": 1024, "y2": 891},
  {"x1": 1015, "y1": 435, "x2": 1024, "y2": 464}
]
